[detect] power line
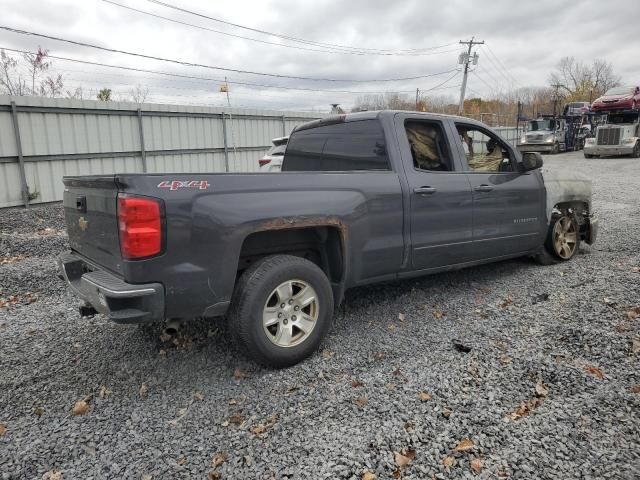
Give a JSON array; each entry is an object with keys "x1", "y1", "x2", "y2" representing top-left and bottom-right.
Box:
[
  {"x1": 104, "y1": 0, "x2": 457, "y2": 57},
  {"x1": 0, "y1": 46, "x2": 461, "y2": 95},
  {"x1": 482, "y1": 44, "x2": 519, "y2": 88},
  {"x1": 143, "y1": 0, "x2": 456, "y2": 55},
  {"x1": 0, "y1": 46, "x2": 459, "y2": 94},
  {"x1": 0, "y1": 25, "x2": 459, "y2": 83}
]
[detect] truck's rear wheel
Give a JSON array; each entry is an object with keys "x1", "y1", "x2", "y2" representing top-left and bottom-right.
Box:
[
  {"x1": 535, "y1": 213, "x2": 580, "y2": 264},
  {"x1": 228, "y1": 255, "x2": 334, "y2": 368}
]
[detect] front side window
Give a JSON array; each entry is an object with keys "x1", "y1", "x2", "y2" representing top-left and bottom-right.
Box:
[
  {"x1": 405, "y1": 120, "x2": 451, "y2": 171},
  {"x1": 456, "y1": 124, "x2": 515, "y2": 173},
  {"x1": 282, "y1": 119, "x2": 389, "y2": 171}
]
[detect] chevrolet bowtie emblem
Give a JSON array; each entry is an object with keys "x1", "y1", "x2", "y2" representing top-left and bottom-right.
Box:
[{"x1": 78, "y1": 216, "x2": 88, "y2": 231}]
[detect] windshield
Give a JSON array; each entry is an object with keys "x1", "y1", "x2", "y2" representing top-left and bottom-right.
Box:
[
  {"x1": 605, "y1": 87, "x2": 632, "y2": 95},
  {"x1": 529, "y1": 119, "x2": 555, "y2": 131}
]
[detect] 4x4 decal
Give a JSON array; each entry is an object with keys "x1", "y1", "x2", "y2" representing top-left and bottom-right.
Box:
[{"x1": 157, "y1": 180, "x2": 210, "y2": 191}]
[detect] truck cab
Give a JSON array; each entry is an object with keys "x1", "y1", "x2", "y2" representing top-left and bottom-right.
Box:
[
  {"x1": 584, "y1": 111, "x2": 640, "y2": 158},
  {"x1": 517, "y1": 117, "x2": 567, "y2": 154}
]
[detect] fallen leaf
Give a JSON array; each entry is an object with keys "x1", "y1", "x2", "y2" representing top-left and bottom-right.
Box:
[
  {"x1": 630, "y1": 385, "x2": 640, "y2": 394},
  {"x1": 159, "y1": 349, "x2": 167, "y2": 357},
  {"x1": 603, "y1": 297, "x2": 615, "y2": 306},
  {"x1": 194, "y1": 392, "x2": 205, "y2": 401},
  {"x1": 142, "y1": 475, "x2": 152, "y2": 480},
  {"x1": 228, "y1": 414, "x2": 245, "y2": 426},
  {"x1": 535, "y1": 379, "x2": 549, "y2": 397},
  {"x1": 351, "y1": 379, "x2": 364, "y2": 388},
  {"x1": 385, "y1": 383, "x2": 396, "y2": 391},
  {"x1": 417, "y1": 391, "x2": 432, "y2": 402},
  {"x1": 584, "y1": 365, "x2": 604, "y2": 380},
  {"x1": 632, "y1": 337, "x2": 640, "y2": 355},
  {"x1": 508, "y1": 397, "x2": 543, "y2": 420},
  {"x1": 470, "y1": 457, "x2": 483, "y2": 474},
  {"x1": 374, "y1": 351, "x2": 386, "y2": 361},
  {"x1": 243, "y1": 455, "x2": 252, "y2": 466},
  {"x1": 443, "y1": 456, "x2": 455, "y2": 468},
  {"x1": 433, "y1": 310, "x2": 444, "y2": 319},
  {"x1": 177, "y1": 407, "x2": 187, "y2": 417},
  {"x1": 33, "y1": 406, "x2": 45, "y2": 416},
  {"x1": 442, "y1": 408, "x2": 452, "y2": 418},
  {"x1": 0, "y1": 423, "x2": 6, "y2": 436},
  {"x1": 394, "y1": 449, "x2": 415, "y2": 468},
  {"x1": 321, "y1": 348, "x2": 335, "y2": 358},
  {"x1": 159, "y1": 332, "x2": 172, "y2": 342},
  {"x1": 176, "y1": 457, "x2": 187, "y2": 466},
  {"x1": 455, "y1": 438, "x2": 474, "y2": 452},
  {"x1": 500, "y1": 355, "x2": 513, "y2": 364},
  {"x1": 362, "y1": 471, "x2": 377, "y2": 480},
  {"x1": 497, "y1": 471, "x2": 510, "y2": 478},
  {"x1": 251, "y1": 424, "x2": 266, "y2": 435},
  {"x1": 387, "y1": 324, "x2": 397, "y2": 331},
  {"x1": 72, "y1": 399, "x2": 90, "y2": 416},
  {"x1": 233, "y1": 368, "x2": 249, "y2": 380},
  {"x1": 392, "y1": 367, "x2": 403, "y2": 377},
  {"x1": 626, "y1": 307, "x2": 640, "y2": 320},
  {"x1": 398, "y1": 313, "x2": 406, "y2": 322},
  {"x1": 42, "y1": 471, "x2": 63, "y2": 480},
  {"x1": 207, "y1": 472, "x2": 221, "y2": 480},
  {"x1": 500, "y1": 296, "x2": 513, "y2": 309},
  {"x1": 139, "y1": 383, "x2": 148, "y2": 396},
  {"x1": 211, "y1": 452, "x2": 228, "y2": 468},
  {"x1": 403, "y1": 421, "x2": 414, "y2": 433},
  {"x1": 354, "y1": 396, "x2": 368, "y2": 408},
  {"x1": 228, "y1": 398, "x2": 237, "y2": 405},
  {"x1": 98, "y1": 386, "x2": 112, "y2": 398}
]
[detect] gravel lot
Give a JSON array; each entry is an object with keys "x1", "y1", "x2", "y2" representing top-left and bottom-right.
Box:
[{"x1": 1, "y1": 151, "x2": 639, "y2": 480}]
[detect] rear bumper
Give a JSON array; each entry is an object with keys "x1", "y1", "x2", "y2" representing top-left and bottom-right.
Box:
[
  {"x1": 57, "y1": 252, "x2": 164, "y2": 324},
  {"x1": 584, "y1": 144, "x2": 634, "y2": 156},
  {"x1": 517, "y1": 144, "x2": 555, "y2": 153}
]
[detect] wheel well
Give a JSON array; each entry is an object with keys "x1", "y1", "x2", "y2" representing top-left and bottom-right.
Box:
[
  {"x1": 553, "y1": 201, "x2": 589, "y2": 237},
  {"x1": 236, "y1": 227, "x2": 344, "y2": 284}
]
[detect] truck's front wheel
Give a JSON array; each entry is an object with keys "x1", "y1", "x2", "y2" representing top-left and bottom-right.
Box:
[
  {"x1": 535, "y1": 213, "x2": 580, "y2": 264},
  {"x1": 228, "y1": 255, "x2": 334, "y2": 368}
]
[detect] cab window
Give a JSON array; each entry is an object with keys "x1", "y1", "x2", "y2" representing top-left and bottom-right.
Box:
[
  {"x1": 456, "y1": 124, "x2": 515, "y2": 173},
  {"x1": 404, "y1": 120, "x2": 452, "y2": 171}
]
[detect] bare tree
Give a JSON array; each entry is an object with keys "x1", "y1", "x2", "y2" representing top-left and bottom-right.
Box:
[
  {"x1": 65, "y1": 86, "x2": 85, "y2": 100},
  {"x1": 550, "y1": 56, "x2": 621, "y2": 100},
  {"x1": 23, "y1": 48, "x2": 51, "y2": 94},
  {"x1": 128, "y1": 84, "x2": 150, "y2": 104},
  {"x1": 0, "y1": 50, "x2": 28, "y2": 95}
]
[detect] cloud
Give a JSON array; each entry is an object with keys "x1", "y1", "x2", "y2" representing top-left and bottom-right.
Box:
[{"x1": 1, "y1": 0, "x2": 637, "y2": 111}]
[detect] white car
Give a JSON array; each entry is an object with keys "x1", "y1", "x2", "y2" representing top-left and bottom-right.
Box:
[{"x1": 259, "y1": 136, "x2": 288, "y2": 172}]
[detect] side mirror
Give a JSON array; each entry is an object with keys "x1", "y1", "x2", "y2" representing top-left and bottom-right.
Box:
[{"x1": 522, "y1": 152, "x2": 544, "y2": 171}]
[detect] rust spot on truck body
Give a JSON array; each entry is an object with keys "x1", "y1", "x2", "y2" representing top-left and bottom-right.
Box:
[{"x1": 258, "y1": 216, "x2": 348, "y2": 244}]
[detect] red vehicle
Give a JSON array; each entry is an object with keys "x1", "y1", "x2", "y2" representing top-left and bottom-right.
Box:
[{"x1": 591, "y1": 86, "x2": 640, "y2": 112}]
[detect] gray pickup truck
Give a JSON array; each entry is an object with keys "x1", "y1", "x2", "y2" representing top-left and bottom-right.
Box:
[{"x1": 58, "y1": 111, "x2": 598, "y2": 367}]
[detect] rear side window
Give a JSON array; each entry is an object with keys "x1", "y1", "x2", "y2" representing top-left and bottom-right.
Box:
[{"x1": 282, "y1": 119, "x2": 389, "y2": 171}]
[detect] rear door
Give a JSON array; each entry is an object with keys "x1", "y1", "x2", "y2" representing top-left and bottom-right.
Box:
[
  {"x1": 63, "y1": 175, "x2": 124, "y2": 274},
  {"x1": 453, "y1": 122, "x2": 546, "y2": 259},
  {"x1": 394, "y1": 114, "x2": 474, "y2": 270}
]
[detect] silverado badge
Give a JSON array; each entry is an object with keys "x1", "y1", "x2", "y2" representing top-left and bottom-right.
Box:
[{"x1": 78, "y1": 216, "x2": 88, "y2": 231}]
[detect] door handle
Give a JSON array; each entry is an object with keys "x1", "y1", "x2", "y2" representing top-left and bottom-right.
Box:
[
  {"x1": 474, "y1": 184, "x2": 493, "y2": 193},
  {"x1": 414, "y1": 186, "x2": 436, "y2": 195}
]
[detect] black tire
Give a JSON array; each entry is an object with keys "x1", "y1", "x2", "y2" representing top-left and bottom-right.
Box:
[
  {"x1": 534, "y1": 213, "x2": 580, "y2": 264},
  {"x1": 632, "y1": 141, "x2": 640, "y2": 158},
  {"x1": 228, "y1": 255, "x2": 334, "y2": 368},
  {"x1": 584, "y1": 152, "x2": 594, "y2": 159},
  {"x1": 552, "y1": 142, "x2": 559, "y2": 154}
]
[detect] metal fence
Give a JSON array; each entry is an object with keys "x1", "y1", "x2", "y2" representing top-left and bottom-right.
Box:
[{"x1": 0, "y1": 96, "x2": 321, "y2": 208}]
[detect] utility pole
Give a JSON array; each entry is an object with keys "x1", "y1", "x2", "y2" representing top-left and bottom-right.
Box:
[
  {"x1": 415, "y1": 88, "x2": 419, "y2": 111},
  {"x1": 458, "y1": 37, "x2": 484, "y2": 115},
  {"x1": 550, "y1": 83, "x2": 562, "y2": 118}
]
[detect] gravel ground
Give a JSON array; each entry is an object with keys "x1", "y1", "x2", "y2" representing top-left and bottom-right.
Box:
[{"x1": 1, "y1": 151, "x2": 639, "y2": 480}]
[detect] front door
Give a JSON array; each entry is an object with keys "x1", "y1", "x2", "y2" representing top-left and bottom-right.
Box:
[
  {"x1": 453, "y1": 122, "x2": 546, "y2": 259},
  {"x1": 395, "y1": 115, "x2": 475, "y2": 270}
]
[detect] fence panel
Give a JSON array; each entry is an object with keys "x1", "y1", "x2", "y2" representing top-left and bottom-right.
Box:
[{"x1": 0, "y1": 96, "x2": 321, "y2": 208}]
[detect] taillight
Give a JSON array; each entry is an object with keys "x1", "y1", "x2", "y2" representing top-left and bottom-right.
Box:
[
  {"x1": 117, "y1": 194, "x2": 163, "y2": 259},
  {"x1": 259, "y1": 158, "x2": 271, "y2": 167}
]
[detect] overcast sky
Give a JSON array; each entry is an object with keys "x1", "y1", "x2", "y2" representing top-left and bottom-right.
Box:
[{"x1": 1, "y1": 0, "x2": 637, "y2": 112}]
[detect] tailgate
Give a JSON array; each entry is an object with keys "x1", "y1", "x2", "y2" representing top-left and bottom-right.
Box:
[{"x1": 63, "y1": 175, "x2": 123, "y2": 275}]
